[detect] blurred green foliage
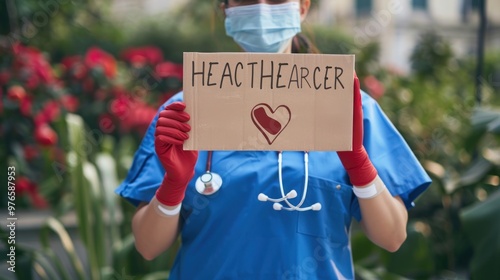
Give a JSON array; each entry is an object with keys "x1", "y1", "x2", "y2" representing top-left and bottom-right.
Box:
[
  {"x1": 0, "y1": 0, "x2": 124, "y2": 61},
  {"x1": 354, "y1": 30, "x2": 500, "y2": 280},
  {"x1": 410, "y1": 32, "x2": 454, "y2": 80}
]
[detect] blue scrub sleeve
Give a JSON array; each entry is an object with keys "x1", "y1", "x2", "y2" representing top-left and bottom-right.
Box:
[
  {"x1": 115, "y1": 92, "x2": 185, "y2": 206},
  {"x1": 350, "y1": 93, "x2": 431, "y2": 220}
]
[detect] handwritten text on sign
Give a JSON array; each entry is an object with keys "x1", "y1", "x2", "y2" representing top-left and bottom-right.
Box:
[{"x1": 183, "y1": 52, "x2": 354, "y2": 151}]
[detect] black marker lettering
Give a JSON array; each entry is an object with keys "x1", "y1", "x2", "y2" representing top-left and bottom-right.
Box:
[
  {"x1": 276, "y1": 63, "x2": 288, "y2": 89},
  {"x1": 192, "y1": 61, "x2": 205, "y2": 87},
  {"x1": 324, "y1": 66, "x2": 332, "y2": 90},
  {"x1": 248, "y1": 62, "x2": 258, "y2": 88},
  {"x1": 260, "y1": 60, "x2": 274, "y2": 90},
  {"x1": 334, "y1": 67, "x2": 344, "y2": 89},
  {"x1": 207, "y1": 62, "x2": 219, "y2": 87},
  {"x1": 301, "y1": 67, "x2": 311, "y2": 88},
  {"x1": 288, "y1": 64, "x2": 299, "y2": 89},
  {"x1": 220, "y1": 62, "x2": 233, "y2": 88},
  {"x1": 313, "y1": 67, "x2": 322, "y2": 90},
  {"x1": 235, "y1": 62, "x2": 243, "y2": 87}
]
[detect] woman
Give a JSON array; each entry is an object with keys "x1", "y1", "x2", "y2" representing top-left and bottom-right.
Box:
[{"x1": 116, "y1": 0, "x2": 431, "y2": 279}]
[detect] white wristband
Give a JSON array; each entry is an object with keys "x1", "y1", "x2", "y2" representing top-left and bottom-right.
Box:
[
  {"x1": 157, "y1": 203, "x2": 182, "y2": 216},
  {"x1": 151, "y1": 196, "x2": 182, "y2": 217},
  {"x1": 352, "y1": 176, "x2": 386, "y2": 199}
]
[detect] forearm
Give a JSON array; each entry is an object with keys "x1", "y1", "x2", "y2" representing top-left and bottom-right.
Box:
[
  {"x1": 358, "y1": 176, "x2": 408, "y2": 252},
  {"x1": 132, "y1": 199, "x2": 181, "y2": 260}
]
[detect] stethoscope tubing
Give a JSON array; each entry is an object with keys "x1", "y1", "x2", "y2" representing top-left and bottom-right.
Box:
[
  {"x1": 197, "y1": 151, "x2": 319, "y2": 211},
  {"x1": 277, "y1": 151, "x2": 309, "y2": 210}
]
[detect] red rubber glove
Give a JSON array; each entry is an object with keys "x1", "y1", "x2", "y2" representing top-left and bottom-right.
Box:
[
  {"x1": 154, "y1": 102, "x2": 198, "y2": 206},
  {"x1": 337, "y1": 74, "x2": 378, "y2": 187}
]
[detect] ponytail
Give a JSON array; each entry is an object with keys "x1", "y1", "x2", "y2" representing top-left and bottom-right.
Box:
[{"x1": 292, "y1": 33, "x2": 319, "y2": 54}]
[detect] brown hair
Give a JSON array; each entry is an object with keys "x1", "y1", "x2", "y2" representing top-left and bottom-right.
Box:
[{"x1": 292, "y1": 33, "x2": 319, "y2": 54}]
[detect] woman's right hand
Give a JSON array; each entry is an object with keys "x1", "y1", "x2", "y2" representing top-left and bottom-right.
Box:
[{"x1": 154, "y1": 102, "x2": 198, "y2": 206}]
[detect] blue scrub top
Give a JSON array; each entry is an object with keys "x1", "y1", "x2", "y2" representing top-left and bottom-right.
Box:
[{"x1": 116, "y1": 91, "x2": 431, "y2": 280}]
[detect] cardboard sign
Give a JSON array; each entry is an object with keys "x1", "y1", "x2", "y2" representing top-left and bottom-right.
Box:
[{"x1": 183, "y1": 52, "x2": 354, "y2": 151}]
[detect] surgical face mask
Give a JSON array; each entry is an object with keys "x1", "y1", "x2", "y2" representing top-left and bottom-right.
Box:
[{"x1": 225, "y1": 2, "x2": 301, "y2": 53}]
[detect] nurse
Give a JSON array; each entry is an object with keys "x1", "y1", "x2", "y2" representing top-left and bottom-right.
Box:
[{"x1": 115, "y1": 0, "x2": 431, "y2": 279}]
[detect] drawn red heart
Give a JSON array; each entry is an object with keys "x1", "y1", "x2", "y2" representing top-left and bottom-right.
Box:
[{"x1": 251, "y1": 103, "x2": 291, "y2": 145}]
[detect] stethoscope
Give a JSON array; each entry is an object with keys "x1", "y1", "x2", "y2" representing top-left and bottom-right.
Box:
[
  {"x1": 195, "y1": 151, "x2": 321, "y2": 212},
  {"x1": 195, "y1": 151, "x2": 223, "y2": 195}
]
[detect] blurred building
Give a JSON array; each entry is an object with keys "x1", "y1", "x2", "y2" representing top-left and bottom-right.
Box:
[
  {"x1": 315, "y1": 0, "x2": 500, "y2": 73},
  {"x1": 110, "y1": 0, "x2": 500, "y2": 73}
]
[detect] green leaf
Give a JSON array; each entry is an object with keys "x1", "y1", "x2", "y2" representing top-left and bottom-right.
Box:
[
  {"x1": 460, "y1": 190, "x2": 500, "y2": 279},
  {"x1": 471, "y1": 107, "x2": 500, "y2": 133},
  {"x1": 142, "y1": 271, "x2": 170, "y2": 280},
  {"x1": 488, "y1": 118, "x2": 500, "y2": 133},
  {"x1": 39, "y1": 217, "x2": 86, "y2": 280},
  {"x1": 33, "y1": 251, "x2": 62, "y2": 280},
  {"x1": 95, "y1": 153, "x2": 121, "y2": 249},
  {"x1": 454, "y1": 157, "x2": 493, "y2": 191},
  {"x1": 83, "y1": 161, "x2": 108, "y2": 270},
  {"x1": 66, "y1": 113, "x2": 100, "y2": 279}
]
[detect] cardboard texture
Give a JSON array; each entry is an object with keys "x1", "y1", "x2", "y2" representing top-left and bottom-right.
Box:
[{"x1": 183, "y1": 52, "x2": 354, "y2": 151}]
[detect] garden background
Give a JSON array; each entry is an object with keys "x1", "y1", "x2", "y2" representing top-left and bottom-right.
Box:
[{"x1": 1, "y1": 0, "x2": 499, "y2": 279}]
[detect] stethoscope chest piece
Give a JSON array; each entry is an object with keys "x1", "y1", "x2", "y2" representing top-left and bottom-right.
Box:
[{"x1": 195, "y1": 172, "x2": 223, "y2": 195}]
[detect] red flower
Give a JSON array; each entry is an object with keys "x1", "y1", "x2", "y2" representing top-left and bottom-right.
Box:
[
  {"x1": 25, "y1": 75, "x2": 40, "y2": 90},
  {"x1": 60, "y1": 95, "x2": 79, "y2": 112},
  {"x1": 109, "y1": 96, "x2": 131, "y2": 119},
  {"x1": 13, "y1": 45, "x2": 54, "y2": 86},
  {"x1": 34, "y1": 100, "x2": 60, "y2": 125},
  {"x1": 121, "y1": 46, "x2": 164, "y2": 67},
  {"x1": 35, "y1": 124, "x2": 58, "y2": 146},
  {"x1": 16, "y1": 177, "x2": 34, "y2": 196},
  {"x1": 61, "y1": 55, "x2": 87, "y2": 80},
  {"x1": 23, "y1": 145, "x2": 39, "y2": 161},
  {"x1": 20, "y1": 97, "x2": 33, "y2": 116},
  {"x1": 156, "y1": 61, "x2": 183, "y2": 80},
  {"x1": 98, "y1": 113, "x2": 116, "y2": 133},
  {"x1": 363, "y1": 75, "x2": 385, "y2": 100},
  {"x1": 0, "y1": 70, "x2": 10, "y2": 86},
  {"x1": 61, "y1": 55, "x2": 81, "y2": 70},
  {"x1": 29, "y1": 191, "x2": 49, "y2": 209},
  {"x1": 7, "y1": 85, "x2": 27, "y2": 101},
  {"x1": 132, "y1": 103, "x2": 157, "y2": 135},
  {"x1": 117, "y1": 100, "x2": 156, "y2": 134},
  {"x1": 15, "y1": 177, "x2": 48, "y2": 208},
  {"x1": 84, "y1": 47, "x2": 117, "y2": 78}
]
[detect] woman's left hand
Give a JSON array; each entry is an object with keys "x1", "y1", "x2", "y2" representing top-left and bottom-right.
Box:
[{"x1": 337, "y1": 74, "x2": 377, "y2": 187}]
